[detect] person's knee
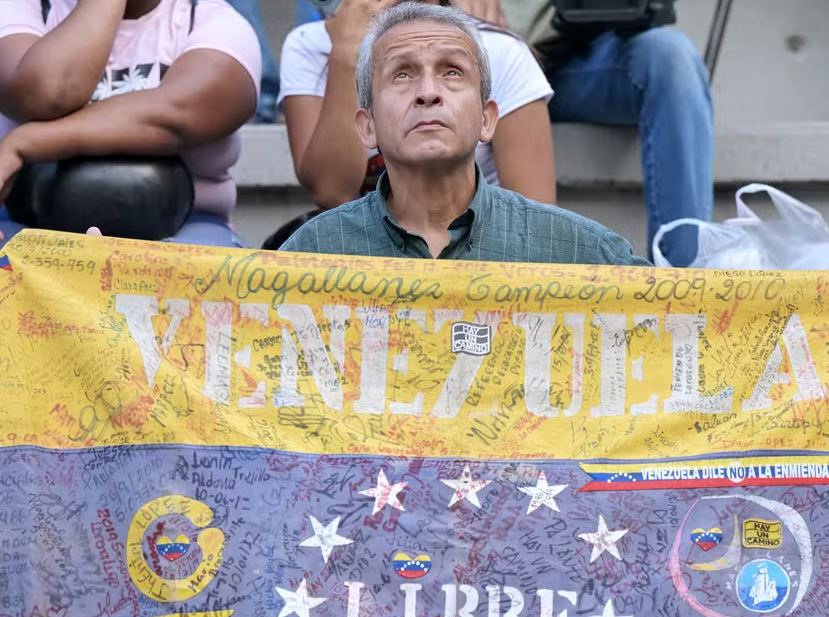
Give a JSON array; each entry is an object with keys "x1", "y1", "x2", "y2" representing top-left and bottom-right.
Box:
[{"x1": 632, "y1": 28, "x2": 709, "y2": 98}]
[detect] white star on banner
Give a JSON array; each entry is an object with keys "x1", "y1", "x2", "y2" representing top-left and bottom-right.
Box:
[
  {"x1": 578, "y1": 514, "x2": 629, "y2": 563},
  {"x1": 275, "y1": 578, "x2": 327, "y2": 617},
  {"x1": 440, "y1": 463, "x2": 492, "y2": 508},
  {"x1": 359, "y1": 469, "x2": 408, "y2": 515},
  {"x1": 298, "y1": 515, "x2": 353, "y2": 564},
  {"x1": 589, "y1": 598, "x2": 633, "y2": 617},
  {"x1": 517, "y1": 471, "x2": 568, "y2": 514}
]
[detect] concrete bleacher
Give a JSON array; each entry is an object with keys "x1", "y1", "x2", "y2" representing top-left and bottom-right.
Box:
[
  {"x1": 231, "y1": 0, "x2": 829, "y2": 253},
  {"x1": 233, "y1": 122, "x2": 829, "y2": 189}
]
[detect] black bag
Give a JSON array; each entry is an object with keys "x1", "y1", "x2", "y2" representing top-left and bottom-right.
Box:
[
  {"x1": 6, "y1": 156, "x2": 195, "y2": 240},
  {"x1": 552, "y1": 0, "x2": 676, "y2": 32},
  {"x1": 541, "y1": 0, "x2": 677, "y2": 70}
]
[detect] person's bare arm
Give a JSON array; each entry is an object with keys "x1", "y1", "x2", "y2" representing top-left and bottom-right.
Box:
[
  {"x1": 283, "y1": 54, "x2": 367, "y2": 209},
  {"x1": 452, "y1": 0, "x2": 507, "y2": 26},
  {"x1": 0, "y1": 48, "x2": 256, "y2": 200},
  {"x1": 283, "y1": 0, "x2": 396, "y2": 210},
  {"x1": 491, "y1": 99, "x2": 556, "y2": 204},
  {"x1": 0, "y1": 0, "x2": 126, "y2": 122}
]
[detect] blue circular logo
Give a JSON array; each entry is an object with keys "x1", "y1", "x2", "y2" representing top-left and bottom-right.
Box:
[{"x1": 737, "y1": 559, "x2": 790, "y2": 613}]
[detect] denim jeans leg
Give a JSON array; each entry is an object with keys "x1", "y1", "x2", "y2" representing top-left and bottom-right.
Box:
[
  {"x1": 167, "y1": 213, "x2": 248, "y2": 248},
  {"x1": 295, "y1": 0, "x2": 322, "y2": 24},
  {"x1": 547, "y1": 28, "x2": 713, "y2": 266},
  {"x1": 227, "y1": 0, "x2": 280, "y2": 123},
  {"x1": 0, "y1": 207, "x2": 27, "y2": 250}
]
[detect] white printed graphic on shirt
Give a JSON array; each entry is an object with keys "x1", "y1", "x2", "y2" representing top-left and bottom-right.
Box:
[{"x1": 91, "y1": 63, "x2": 171, "y2": 102}]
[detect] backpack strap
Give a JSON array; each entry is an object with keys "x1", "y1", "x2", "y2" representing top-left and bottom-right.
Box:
[
  {"x1": 189, "y1": 0, "x2": 199, "y2": 33},
  {"x1": 40, "y1": 0, "x2": 51, "y2": 23}
]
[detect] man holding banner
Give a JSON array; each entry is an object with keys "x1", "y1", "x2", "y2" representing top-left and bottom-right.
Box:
[{"x1": 280, "y1": 2, "x2": 649, "y2": 267}]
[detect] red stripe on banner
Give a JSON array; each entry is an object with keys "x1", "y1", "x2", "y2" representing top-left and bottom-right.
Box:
[{"x1": 579, "y1": 476, "x2": 829, "y2": 492}]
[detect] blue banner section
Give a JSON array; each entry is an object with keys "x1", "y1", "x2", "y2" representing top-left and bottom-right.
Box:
[{"x1": 1, "y1": 446, "x2": 828, "y2": 616}]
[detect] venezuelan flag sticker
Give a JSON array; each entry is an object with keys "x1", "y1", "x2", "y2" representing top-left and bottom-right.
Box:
[
  {"x1": 393, "y1": 552, "x2": 432, "y2": 579},
  {"x1": 691, "y1": 527, "x2": 724, "y2": 552},
  {"x1": 0, "y1": 255, "x2": 11, "y2": 271},
  {"x1": 157, "y1": 534, "x2": 191, "y2": 562}
]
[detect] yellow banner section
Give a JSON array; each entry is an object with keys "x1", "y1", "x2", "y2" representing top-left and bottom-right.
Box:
[{"x1": 0, "y1": 229, "x2": 827, "y2": 459}]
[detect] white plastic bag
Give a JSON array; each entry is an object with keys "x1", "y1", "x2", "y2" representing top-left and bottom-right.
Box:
[{"x1": 652, "y1": 183, "x2": 829, "y2": 269}]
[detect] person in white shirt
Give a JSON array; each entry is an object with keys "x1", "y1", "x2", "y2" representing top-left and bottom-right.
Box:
[{"x1": 278, "y1": 0, "x2": 555, "y2": 211}]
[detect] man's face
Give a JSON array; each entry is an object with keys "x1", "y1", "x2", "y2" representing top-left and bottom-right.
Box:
[{"x1": 355, "y1": 20, "x2": 498, "y2": 170}]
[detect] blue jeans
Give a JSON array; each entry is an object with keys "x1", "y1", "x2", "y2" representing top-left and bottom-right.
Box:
[
  {"x1": 227, "y1": 0, "x2": 280, "y2": 123},
  {"x1": 295, "y1": 0, "x2": 322, "y2": 23},
  {"x1": 546, "y1": 28, "x2": 713, "y2": 267},
  {"x1": 0, "y1": 208, "x2": 247, "y2": 249},
  {"x1": 166, "y1": 212, "x2": 247, "y2": 247}
]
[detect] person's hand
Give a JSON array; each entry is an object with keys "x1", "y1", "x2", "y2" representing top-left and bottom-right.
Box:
[
  {"x1": 452, "y1": 0, "x2": 507, "y2": 26},
  {"x1": 0, "y1": 136, "x2": 24, "y2": 205},
  {"x1": 326, "y1": 0, "x2": 398, "y2": 59}
]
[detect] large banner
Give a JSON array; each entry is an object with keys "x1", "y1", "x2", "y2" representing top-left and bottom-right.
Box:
[{"x1": 1, "y1": 229, "x2": 828, "y2": 617}]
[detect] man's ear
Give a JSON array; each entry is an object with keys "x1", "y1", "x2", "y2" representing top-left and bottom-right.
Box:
[
  {"x1": 355, "y1": 107, "x2": 378, "y2": 150},
  {"x1": 479, "y1": 100, "x2": 499, "y2": 144}
]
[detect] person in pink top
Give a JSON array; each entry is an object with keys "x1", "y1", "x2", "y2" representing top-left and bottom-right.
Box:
[{"x1": 0, "y1": 0, "x2": 262, "y2": 247}]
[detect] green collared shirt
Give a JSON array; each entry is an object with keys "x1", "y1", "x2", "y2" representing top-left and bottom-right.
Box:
[{"x1": 280, "y1": 168, "x2": 650, "y2": 266}]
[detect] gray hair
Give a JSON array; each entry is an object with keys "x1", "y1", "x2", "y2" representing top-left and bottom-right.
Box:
[{"x1": 355, "y1": 2, "x2": 492, "y2": 110}]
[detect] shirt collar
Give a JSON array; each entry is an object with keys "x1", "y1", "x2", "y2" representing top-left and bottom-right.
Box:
[{"x1": 373, "y1": 164, "x2": 491, "y2": 252}]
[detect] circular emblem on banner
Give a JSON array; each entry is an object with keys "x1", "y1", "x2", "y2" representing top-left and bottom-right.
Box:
[
  {"x1": 126, "y1": 495, "x2": 225, "y2": 603},
  {"x1": 736, "y1": 559, "x2": 790, "y2": 613}
]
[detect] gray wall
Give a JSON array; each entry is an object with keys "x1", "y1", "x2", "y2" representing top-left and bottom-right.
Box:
[{"x1": 680, "y1": 0, "x2": 828, "y2": 127}]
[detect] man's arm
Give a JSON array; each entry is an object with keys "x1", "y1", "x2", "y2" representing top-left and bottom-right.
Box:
[
  {"x1": 0, "y1": 0, "x2": 127, "y2": 122},
  {"x1": 600, "y1": 232, "x2": 652, "y2": 267},
  {"x1": 0, "y1": 48, "x2": 257, "y2": 200},
  {"x1": 278, "y1": 222, "x2": 321, "y2": 253}
]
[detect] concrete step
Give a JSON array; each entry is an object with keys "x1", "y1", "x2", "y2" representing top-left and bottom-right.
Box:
[{"x1": 231, "y1": 122, "x2": 829, "y2": 190}]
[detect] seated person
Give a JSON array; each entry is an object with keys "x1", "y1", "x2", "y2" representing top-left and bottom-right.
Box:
[
  {"x1": 459, "y1": 0, "x2": 713, "y2": 267},
  {"x1": 0, "y1": 0, "x2": 261, "y2": 248},
  {"x1": 280, "y1": 2, "x2": 649, "y2": 267},
  {"x1": 278, "y1": 0, "x2": 556, "y2": 212}
]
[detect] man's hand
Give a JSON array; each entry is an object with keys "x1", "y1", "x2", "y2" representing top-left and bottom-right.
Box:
[
  {"x1": 0, "y1": 136, "x2": 24, "y2": 205},
  {"x1": 452, "y1": 0, "x2": 507, "y2": 26}
]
